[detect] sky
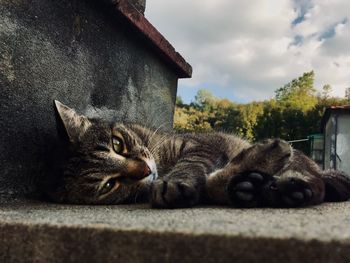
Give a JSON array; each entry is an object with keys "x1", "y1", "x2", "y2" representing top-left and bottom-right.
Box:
[{"x1": 145, "y1": 0, "x2": 350, "y2": 104}]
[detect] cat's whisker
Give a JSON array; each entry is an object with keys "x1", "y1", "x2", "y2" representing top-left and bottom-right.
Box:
[
  {"x1": 147, "y1": 122, "x2": 168, "y2": 143},
  {"x1": 148, "y1": 129, "x2": 165, "y2": 149},
  {"x1": 145, "y1": 108, "x2": 169, "y2": 130},
  {"x1": 149, "y1": 134, "x2": 169, "y2": 156},
  {"x1": 149, "y1": 134, "x2": 168, "y2": 151}
]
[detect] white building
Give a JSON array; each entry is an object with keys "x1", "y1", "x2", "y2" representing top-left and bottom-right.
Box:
[{"x1": 322, "y1": 106, "x2": 350, "y2": 174}]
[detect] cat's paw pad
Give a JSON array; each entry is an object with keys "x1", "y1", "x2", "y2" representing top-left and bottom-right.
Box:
[
  {"x1": 227, "y1": 172, "x2": 272, "y2": 208},
  {"x1": 277, "y1": 178, "x2": 313, "y2": 207},
  {"x1": 151, "y1": 180, "x2": 199, "y2": 208}
]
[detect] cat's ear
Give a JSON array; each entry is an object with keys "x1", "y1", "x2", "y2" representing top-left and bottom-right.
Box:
[{"x1": 54, "y1": 100, "x2": 91, "y2": 144}]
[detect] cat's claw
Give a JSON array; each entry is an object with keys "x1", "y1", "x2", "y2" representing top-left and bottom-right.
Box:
[
  {"x1": 227, "y1": 172, "x2": 272, "y2": 208},
  {"x1": 151, "y1": 179, "x2": 199, "y2": 208}
]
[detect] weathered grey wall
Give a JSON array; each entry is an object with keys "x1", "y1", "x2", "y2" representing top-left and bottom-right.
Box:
[
  {"x1": 324, "y1": 117, "x2": 333, "y2": 170},
  {"x1": 337, "y1": 115, "x2": 350, "y2": 174},
  {"x1": 323, "y1": 114, "x2": 350, "y2": 174},
  {"x1": 129, "y1": 0, "x2": 146, "y2": 13},
  {"x1": 0, "y1": 0, "x2": 179, "y2": 197}
]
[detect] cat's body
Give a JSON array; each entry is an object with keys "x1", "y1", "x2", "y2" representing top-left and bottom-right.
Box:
[{"x1": 44, "y1": 101, "x2": 350, "y2": 208}]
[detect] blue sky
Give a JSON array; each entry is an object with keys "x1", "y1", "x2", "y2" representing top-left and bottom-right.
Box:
[{"x1": 146, "y1": 0, "x2": 350, "y2": 104}]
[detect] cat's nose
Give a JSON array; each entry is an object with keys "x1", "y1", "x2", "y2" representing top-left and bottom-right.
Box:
[{"x1": 144, "y1": 164, "x2": 152, "y2": 177}]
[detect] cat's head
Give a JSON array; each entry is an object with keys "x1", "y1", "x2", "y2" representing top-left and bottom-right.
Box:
[{"x1": 46, "y1": 101, "x2": 158, "y2": 204}]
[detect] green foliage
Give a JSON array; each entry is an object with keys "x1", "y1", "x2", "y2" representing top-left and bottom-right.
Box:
[
  {"x1": 345, "y1": 87, "x2": 350, "y2": 101},
  {"x1": 174, "y1": 106, "x2": 213, "y2": 132},
  {"x1": 174, "y1": 72, "x2": 350, "y2": 154},
  {"x1": 193, "y1": 89, "x2": 218, "y2": 111},
  {"x1": 322, "y1": 84, "x2": 332, "y2": 100},
  {"x1": 275, "y1": 71, "x2": 317, "y2": 112},
  {"x1": 176, "y1": 96, "x2": 184, "y2": 107}
]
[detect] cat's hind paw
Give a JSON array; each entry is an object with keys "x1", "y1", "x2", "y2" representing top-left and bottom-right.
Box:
[
  {"x1": 271, "y1": 178, "x2": 313, "y2": 207},
  {"x1": 150, "y1": 179, "x2": 199, "y2": 208},
  {"x1": 227, "y1": 171, "x2": 272, "y2": 208}
]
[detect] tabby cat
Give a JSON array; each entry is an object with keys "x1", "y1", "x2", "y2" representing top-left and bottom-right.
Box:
[{"x1": 44, "y1": 101, "x2": 350, "y2": 208}]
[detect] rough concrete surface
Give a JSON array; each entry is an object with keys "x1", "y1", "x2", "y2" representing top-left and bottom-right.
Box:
[{"x1": 1, "y1": 201, "x2": 350, "y2": 262}]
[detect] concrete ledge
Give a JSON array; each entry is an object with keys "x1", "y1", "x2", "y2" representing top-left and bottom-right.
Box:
[{"x1": 1, "y1": 201, "x2": 350, "y2": 262}]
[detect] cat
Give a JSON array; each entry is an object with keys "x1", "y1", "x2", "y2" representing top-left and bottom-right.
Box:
[{"x1": 42, "y1": 100, "x2": 350, "y2": 208}]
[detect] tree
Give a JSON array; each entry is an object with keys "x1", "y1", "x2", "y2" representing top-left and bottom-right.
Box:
[
  {"x1": 173, "y1": 106, "x2": 212, "y2": 132},
  {"x1": 176, "y1": 96, "x2": 184, "y2": 107},
  {"x1": 235, "y1": 102, "x2": 264, "y2": 140},
  {"x1": 275, "y1": 71, "x2": 317, "y2": 112},
  {"x1": 345, "y1": 87, "x2": 350, "y2": 101},
  {"x1": 254, "y1": 100, "x2": 283, "y2": 140},
  {"x1": 173, "y1": 71, "x2": 350, "y2": 155},
  {"x1": 194, "y1": 89, "x2": 217, "y2": 110},
  {"x1": 322, "y1": 84, "x2": 332, "y2": 100}
]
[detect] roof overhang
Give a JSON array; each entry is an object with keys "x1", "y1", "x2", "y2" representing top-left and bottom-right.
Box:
[
  {"x1": 321, "y1": 105, "x2": 350, "y2": 129},
  {"x1": 102, "y1": 0, "x2": 192, "y2": 78}
]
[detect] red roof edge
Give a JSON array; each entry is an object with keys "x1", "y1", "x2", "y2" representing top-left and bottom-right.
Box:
[
  {"x1": 111, "y1": 0, "x2": 192, "y2": 78},
  {"x1": 328, "y1": 105, "x2": 350, "y2": 110}
]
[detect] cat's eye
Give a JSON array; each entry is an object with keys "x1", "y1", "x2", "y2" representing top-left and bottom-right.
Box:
[
  {"x1": 112, "y1": 136, "x2": 124, "y2": 154},
  {"x1": 100, "y1": 178, "x2": 118, "y2": 195}
]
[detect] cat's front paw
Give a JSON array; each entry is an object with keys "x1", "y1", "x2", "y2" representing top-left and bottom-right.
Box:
[
  {"x1": 150, "y1": 179, "x2": 199, "y2": 208},
  {"x1": 231, "y1": 139, "x2": 292, "y2": 176},
  {"x1": 267, "y1": 178, "x2": 313, "y2": 207},
  {"x1": 227, "y1": 172, "x2": 272, "y2": 208}
]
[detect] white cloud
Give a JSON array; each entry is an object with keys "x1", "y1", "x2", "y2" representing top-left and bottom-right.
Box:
[{"x1": 146, "y1": 0, "x2": 350, "y2": 102}]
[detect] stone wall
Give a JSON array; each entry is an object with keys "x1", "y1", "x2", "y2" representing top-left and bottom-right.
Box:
[
  {"x1": 0, "y1": 0, "x2": 191, "y2": 198},
  {"x1": 129, "y1": 0, "x2": 146, "y2": 13}
]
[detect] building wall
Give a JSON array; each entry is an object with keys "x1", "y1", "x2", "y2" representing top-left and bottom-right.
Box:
[
  {"x1": 337, "y1": 115, "x2": 350, "y2": 174},
  {"x1": 129, "y1": 0, "x2": 146, "y2": 13},
  {"x1": 324, "y1": 116, "x2": 334, "y2": 170},
  {"x1": 0, "y1": 0, "x2": 179, "y2": 197},
  {"x1": 324, "y1": 113, "x2": 350, "y2": 174}
]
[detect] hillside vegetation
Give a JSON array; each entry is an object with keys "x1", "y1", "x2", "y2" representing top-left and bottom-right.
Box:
[{"x1": 174, "y1": 71, "x2": 350, "y2": 153}]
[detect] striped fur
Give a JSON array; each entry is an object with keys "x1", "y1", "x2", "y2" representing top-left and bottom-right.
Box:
[{"x1": 44, "y1": 101, "x2": 350, "y2": 208}]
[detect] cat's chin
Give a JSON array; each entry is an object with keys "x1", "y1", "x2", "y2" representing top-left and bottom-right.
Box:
[
  {"x1": 141, "y1": 172, "x2": 158, "y2": 184},
  {"x1": 143, "y1": 159, "x2": 158, "y2": 181}
]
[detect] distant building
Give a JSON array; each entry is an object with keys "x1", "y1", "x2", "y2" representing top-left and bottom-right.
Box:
[
  {"x1": 308, "y1": 134, "x2": 324, "y2": 167},
  {"x1": 321, "y1": 106, "x2": 350, "y2": 174}
]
